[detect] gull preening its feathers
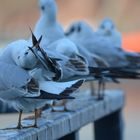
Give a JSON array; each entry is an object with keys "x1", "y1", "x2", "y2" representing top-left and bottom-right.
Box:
[
  {"x1": 1, "y1": 0, "x2": 140, "y2": 130},
  {"x1": 0, "y1": 60, "x2": 84, "y2": 129},
  {"x1": 0, "y1": 31, "x2": 85, "y2": 129}
]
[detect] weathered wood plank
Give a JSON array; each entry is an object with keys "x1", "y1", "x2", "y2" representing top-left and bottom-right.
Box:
[{"x1": 0, "y1": 90, "x2": 124, "y2": 140}]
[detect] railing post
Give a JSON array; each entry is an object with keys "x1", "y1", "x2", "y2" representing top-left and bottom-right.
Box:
[
  {"x1": 58, "y1": 130, "x2": 79, "y2": 140},
  {"x1": 94, "y1": 109, "x2": 124, "y2": 140}
]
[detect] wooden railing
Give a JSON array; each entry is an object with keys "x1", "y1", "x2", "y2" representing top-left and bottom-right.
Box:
[{"x1": 0, "y1": 90, "x2": 124, "y2": 140}]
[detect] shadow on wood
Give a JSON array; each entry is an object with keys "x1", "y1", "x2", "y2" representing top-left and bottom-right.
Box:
[{"x1": 94, "y1": 110, "x2": 124, "y2": 140}]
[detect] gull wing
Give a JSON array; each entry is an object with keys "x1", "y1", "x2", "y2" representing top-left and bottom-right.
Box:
[
  {"x1": 39, "y1": 79, "x2": 84, "y2": 95},
  {"x1": 65, "y1": 54, "x2": 89, "y2": 76}
]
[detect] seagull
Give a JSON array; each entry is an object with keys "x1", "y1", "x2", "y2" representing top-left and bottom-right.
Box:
[
  {"x1": 0, "y1": 35, "x2": 85, "y2": 127},
  {"x1": 33, "y1": 0, "x2": 64, "y2": 46},
  {"x1": 65, "y1": 20, "x2": 140, "y2": 99},
  {"x1": 0, "y1": 31, "x2": 85, "y2": 117},
  {"x1": 65, "y1": 21, "x2": 111, "y2": 98},
  {"x1": 46, "y1": 39, "x2": 90, "y2": 80},
  {"x1": 97, "y1": 18, "x2": 140, "y2": 66},
  {"x1": 98, "y1": 20, "x2": 140, "y2": 67},
  {"x1": 29, "y1": 33, "x2": 88, "y2": 111},
  {"x1": 30, "y1": 33, "x2": 107, "y2": 101},
  {"x1": 0, "y1": 39, "x2": 40, "y2": 113},
  {"x1": 0, "y1": 32, "x2": 62, "y2": 82},
  {"x1": 31, "y1": 30, "x2": 140, "y2": 102},
  {"x1": 97, "y1": 18, "x2": 122, "y2": 48},
  {"x1": 32, "y1": 0, "x2": 90, "y2": 80},
  {"x1": 66, "y1": 21, "x2": 109, "y2": 68},
  {"x1": 65, "y1": 20, "x2": 140, "y2": 68},
  {"x1": 0, "y1": 60, "x2": 84, "y2": 129}
]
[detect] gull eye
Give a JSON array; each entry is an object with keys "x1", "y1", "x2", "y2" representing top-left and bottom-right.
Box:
[
  {"x1": 100, "y1": 24, "x2": 105, "y2": 29},
  {"x1": 24, "y1": 52, "x2": 29, "y2": 55},
  {"x1": 70, "y1": 27, "x2": 75, "y2": 33},
  {"x1": 65, "y1": 26, "x2": 75, "y2": 36},
  {"x1": 77, "y1": 25, "x2": 81, "y2": 32},
  {"x1": 41, "y1": 6, "x2": 45, "y2": 11}
]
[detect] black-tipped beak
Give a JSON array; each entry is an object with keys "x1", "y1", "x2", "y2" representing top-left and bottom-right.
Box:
[{"x1": 29, "y1": 27, "x2": 38, "y2": 46}]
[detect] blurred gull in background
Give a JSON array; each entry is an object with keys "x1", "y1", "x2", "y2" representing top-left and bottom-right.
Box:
[
  {"x1": 97, "y1": 18, "x2": 140, "y2": 63},
  {"x1": 65, "y1": 20, "x2": 140, "y2": 68},
  {"x1": 34, "y1": 0, "x2": 64, "y2": 46},
  {"x1": 97, "y1": 18, "x2": 122, "y2": 48},
  {"x1": 65, "y1": 20, "x2": 140, "y2": 99},
  {"x1": 34, "y1": 0, "x2": 140, "y2": 99}
]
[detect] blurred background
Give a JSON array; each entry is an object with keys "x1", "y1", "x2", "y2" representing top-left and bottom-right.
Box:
[
  {"x1": 1, "y1": 0, "x2": 140, "y2": 51},
  {"x1": 0, "y1": 0, "x2": 140, "y2": 139}
]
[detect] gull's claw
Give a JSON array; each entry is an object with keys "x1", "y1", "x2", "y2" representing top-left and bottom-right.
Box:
[{"x1": 22, "y1": 124, "x2": 38, "y2": 129}]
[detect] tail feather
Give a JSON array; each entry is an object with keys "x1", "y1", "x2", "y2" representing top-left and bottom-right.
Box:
[
  {"x1": 103, "y1": 73, "x2": 140, "y2": 79},
  {"x1": 89, "y1": 66, "x2": 140, "y2": 79},
  {"x1": 68, "y1": 54, "x2": 89, "y2": 75},
  {"x1": 89, "y1": 66, "x2": 140, "y2": 74},
  {"x1": 125, "y1": 51, "x2": 140, "y2": 66}
]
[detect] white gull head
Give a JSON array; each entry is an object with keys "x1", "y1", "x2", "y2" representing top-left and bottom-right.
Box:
[
  {"x1": 98, "y1": 18, "x2": 116, "y2": 36},
  {"x1": 38, "y1": 0, "x2": 57, "y2": 22},
  {"x1": 97, "y1": 18, "x2": 122, "y2": 47},
  {"x1": 66, "y1": 21, "x2": 95, "y2": 40},
  {"x1": 11, "y1": 40, "x2": 38, "y2": 69}
]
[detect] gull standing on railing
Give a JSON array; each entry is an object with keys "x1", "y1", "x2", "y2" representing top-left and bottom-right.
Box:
[
  {"x1": 97, "y1": 18, "x2": 122, "y2": 48},
  {"x1": 33, "y1": 0, "x2": 140, "y2": 100},
  {"x1": 0, "y1": 60, "x2": 83, "y2": 129},
  {"x1": 65, "y1": 20, "x2": 140, "y2": 99},
  {"x1": 33, "y1": 0, "x2": 89, "y2": 81},
  {"x1": 65, "y1": 21, "x2": 140, "y2": 67},
  {"x1": 0, "y1": 32, "x2": 84, "y2": 116}
]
